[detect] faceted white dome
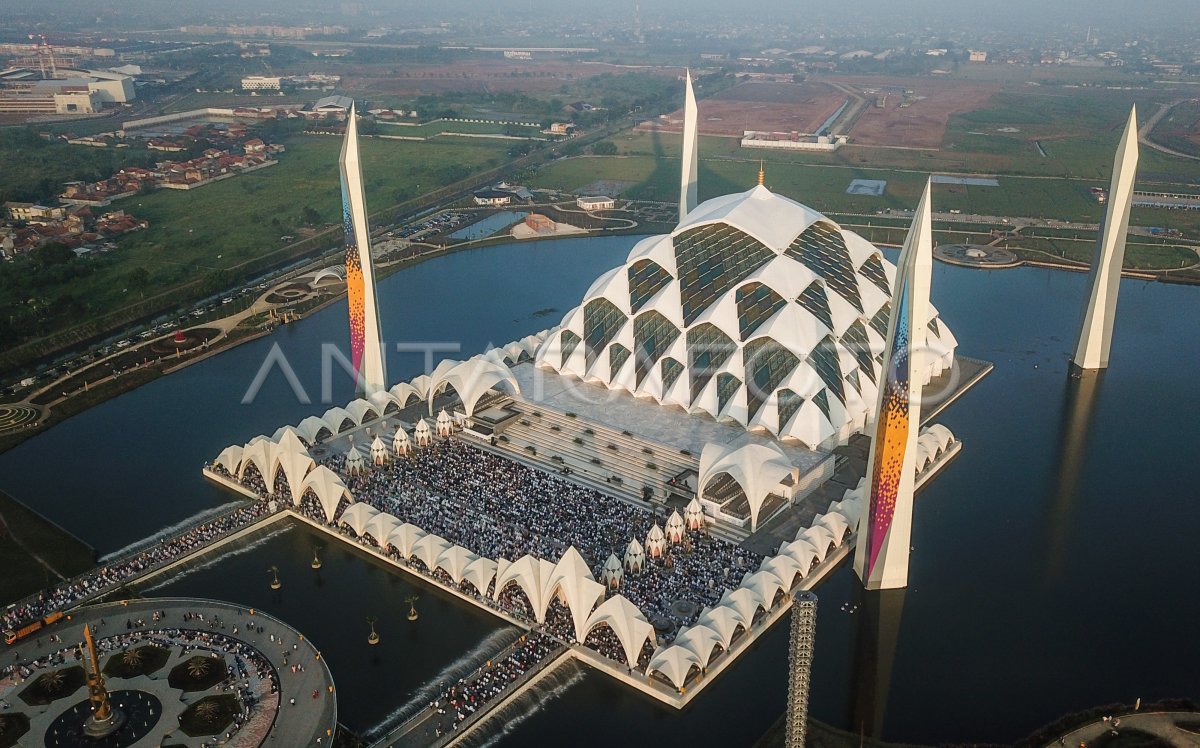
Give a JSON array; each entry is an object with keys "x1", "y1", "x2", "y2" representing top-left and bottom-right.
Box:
[{"x1": 535, "y1": 185, "x2": 956, "y2": 449}]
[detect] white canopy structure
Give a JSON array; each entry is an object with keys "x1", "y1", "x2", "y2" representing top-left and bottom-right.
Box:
[
  {"x1": 814, "y1": 512, "x2": 850, "y2": 543},
  {"x1": 719, "y1": 587, "x2": 766, "y2": 624},
  {"x1": 299, "y1": 465, "x2": 353, "y2": 523},
  {"x1": 462, "y1": 557, "x2": 498, "y2": 596},
  {"x1": 545, "y1": 547, "x2": 606, "y2": 642},
  {"x1": 386, "y1": 523, "x2": 426, "y2": 559},
  {"x1": 694, "y1": 606, "x2": 747, "y2": 650},
  {"x1": 760, "y1": 554, "x2": 803, "y2": 590},
  {"x1": 533, "y1": 183, "x2": 957, "y2": 449},
  {"x1": 215, "y1": 445, "x2": 243, "y2": 475},
  {"x1": 273, "y1": 449, "x2": 315, "y2": 502},
  {"x1": 413, "y1": 418, "x2": 433, "y2": 447},
  {"x1": 672, "y1": 624, "x2": 724, "y2": 670},
  {"x1": 237, "y1": 437, "x2": 275, "y2": 482},
  {"x1": 364, "y1": 512, "x2": 401, "y2": 545},
  {"x1": 698, "y1": 440, "x2": 795, "y2": 531},
  {"x1": 370, "y1": 436, "x2": 388, "y2": 466},
  {"x1": 664, "y1": 510, "x2": 686, "y2": 543},
  {"x1": 428, "y1": 356, "x2": 520, "y2": 418},
  {"x1": 648, "y1": 645, "x2": 701, "y2": 691},
  {"x1": 493, "y1": 554, "x2": 557, "y2": 622},
  {"x1": 436, "y1": 545, "x2": 478, "y2": 585},
  {"x1": 602, "y1": 553, "x2": 624, "y2": 589},
  {"x1": 345, "y1": 444, "x2": 367, "y2": 475},
  {"x1": 624, "y1": 538, "x2": 646, "y2": 573},
  {"x1": 392, "y1": 426, "x2": 411, "y2": 456},
  {"x1": 345, "y1": 398, "x2": 380, "y2": 428},
  {"x1": 779, "y1": 538, "x2": 820, "y2": 575},
  {"x1": 645, "y1": 524, "x2": 666, "y2": 558},
  {"x1": 296, "y1": 415, "x2": 331, "y2": 445},
  {"x1": 412, "y1": 533, "x2": 453, "y2": 572},
  {"x1": 339, "y1": 502, "x2": 380, "y2": 537},
  {"x1": 582, "y1": 595, "x2": 655, "y2": 667},
  {"x1": 684, "y1": 497, "x2": 705, "y2": 530},
  {"x1": 796, "y1": 523, "x2": 836, "y2": 560},
  {"x1": 274, "y1": 428, "x2": 309, "y2": 454},
  {"x1": 740, "y1": 569, "x2": 786, "y2": 607},
  {"x1": 435, "y1": 408, "x2": 454, "y2": 437}
]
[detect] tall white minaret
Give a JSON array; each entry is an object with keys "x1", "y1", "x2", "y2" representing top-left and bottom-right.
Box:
[
  {"x1": 1071, "y1": 106, "x2": 1139, "y2": 372},
  {"x1": 854, "y1": 179, "x2": 934, "y2": 591},
  {"x1": 340, "y1": 103, "x2": 387, "y2": 395},
  {"x1": 679, "y1": 69, "x2": 699, "y2": 222}
]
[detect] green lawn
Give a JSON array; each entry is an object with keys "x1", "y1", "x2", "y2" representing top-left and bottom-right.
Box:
[{"x1": 49, "y1": 134, "x2": 510, "y2": 313}]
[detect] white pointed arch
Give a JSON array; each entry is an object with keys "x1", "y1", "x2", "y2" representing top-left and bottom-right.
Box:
[
  {"x1": 339, "y1": 503, "x2": 379, "y2": 536},
  {"x1": 672, "y1": 624, "x2": 724, "y2": 670},
  {"x1": 299, "y1": 465, "x2": 353, "y2": 522},
  {"x1": 386, "y1": 523, "x2": 426, "y2": 559},
  {"x1": 545, "y1": 546, "x2": 606, "y2": 641},
  {"x1": 582, "y1": 595, "x2": 655, "y2": 667},
  {"x1": 648, "y1": 645, "x2": 701, "y2": 690},
  {"x1": 412, "y1": 533, "x2": 452, "y2": 572}
]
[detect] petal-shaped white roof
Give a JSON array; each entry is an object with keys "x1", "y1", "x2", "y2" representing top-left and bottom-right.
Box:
[
  {"x1": 583, "y1": 594, "x2": 655, "y2": 668},
  {"x1": 719, "y1": 586, "x2": 765, "y2": 624},
  {"x1": 436, "y1": 545, "x2": 478, "y2": 584},
  {"x1": 339, "y1": 502, "x2": 379, "y2": 536},
  {"x1": 412, "y1": 533, "x2": 452, "y2": 572},
  {"x1": 672, "y1": 624, "x2": 724, "y2": 669},
  {"x1": 386, "y1": 522, "x2": 426, "y2": 559},
  {"x1": 300, "y1": 465, "x2": 352, "y2": 522},
  {"x1": 462, "y1": 556, "x2": 498, "y2": 596},
  {"x1": 546, "y1": 546, "x2": 606, "y2": 641},
  {"x1": 215, "y1": 445, "x2": 243, "y2": 475},
  {"x1": 365, "y1": 512, "x2": 401, "y2": 544},
  {"x1": 533, "y1": 184, "x2": 957, "y2": 447},
  {"x1": 695, "y1": 605, "x2": 747, "y2": 649},
  {"x1": 648, "y1": 645, "x2": 701, "y2": 690}
]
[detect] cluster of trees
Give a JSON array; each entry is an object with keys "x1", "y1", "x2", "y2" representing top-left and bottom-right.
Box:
[{"x1": 0, "y1": 243, "x2": 99, "y2": 349}]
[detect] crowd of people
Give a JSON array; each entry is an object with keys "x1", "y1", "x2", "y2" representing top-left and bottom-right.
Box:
[
  {"x1": 314, "y1": 438, "x2": 760, "y2": 634},
  {"x1": 1, "y1": 503, "x2": 270, "y2": 632},
  {"x1": 427, "y1": 633, "x2": 557, "y2": 736},
  {"x1": 2, "y1": 615, "x2": 279, "y2": 744}
]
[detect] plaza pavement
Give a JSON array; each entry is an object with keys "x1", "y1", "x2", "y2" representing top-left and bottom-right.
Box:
[{"x1": 1, "y1": 597, "x2": 336, "y2": 747}]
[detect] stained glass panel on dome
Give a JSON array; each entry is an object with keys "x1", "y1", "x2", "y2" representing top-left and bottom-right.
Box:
[
  {"x1": 661, "y1": 357, "x2": 684, "y2": 393},
  {"x1": 609, "y1": 343, "x2": 631, "y2": 380},
  {"x1": 797, "y1": 280, "x2": 834, "y2": 332},
  {"x1": 716, "y1": 373, "x2": 741, "y2": 414},
  {"x1": 785, "y1": 221, "x2": 863, "y2": 313},
  {"x1": 560, "y1": 330, "x2": 581, "y2": 368},
  {"x1": 583, "y1": 298, "x2": 626, "y2": 369},
  {"x1": 806, "y1": 335, "x2": 846, "y2": 404},
  {"x1": 813, "y1": 388, "x2": 832, "y2": 422},
  {"x1": 633, "y1": 311, "x2": 681, "y2": 385},
  {"x1": 675, "y1": 224, "x2": 775, "y2": 325},
  {"x1": 687, "y1": 323, "x2": 737, "y2": 402},
  {"x1": 777, "y1": 388, "x2": 803, "y2": 430},
  {"x1": 735, "y1": 282, "x2": 786, "y2": 341},
  {"x1": 858, "y1": 253, "x2": 892, "y2": 295},
  {"x1": 840, "y1": 319, "x2": 876, "y2": 383},
  {"x1": 628, "y1": 259, "x2": 673, "y2": 314},
  {"x1": 743, "y1": 337, "x2": 800, "y2": 420},
  {"x1": 869, "y1": 301, "x2": 891, "y2": 337}
]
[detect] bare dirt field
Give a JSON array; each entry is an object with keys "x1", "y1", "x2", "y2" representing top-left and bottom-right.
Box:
[
  {"x1": 830, "y1": 76, "x2": 1001, "y2": 148},
  {"x1": 340, "y1": 61, "x2": 680, "y2": 96},
  {"x1": 638, "y1": 81, "x2": 847, "y2": 137}
]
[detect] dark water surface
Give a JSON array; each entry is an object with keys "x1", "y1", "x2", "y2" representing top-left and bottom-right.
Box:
[{"x1": 2, "y1": 234, "x2": 1198, "y2": 744}]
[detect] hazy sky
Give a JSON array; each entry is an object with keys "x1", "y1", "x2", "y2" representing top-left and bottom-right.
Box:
[{"x1": 5, "y1": 0, "x2": 1198, "y2": 33}]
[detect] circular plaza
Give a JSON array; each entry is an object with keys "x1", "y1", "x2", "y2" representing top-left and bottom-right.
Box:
[{"x1": 0, "y1": 598, "x2": 335, "y2": 748}]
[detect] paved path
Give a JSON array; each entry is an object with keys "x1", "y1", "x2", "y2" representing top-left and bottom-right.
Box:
[
  {"x1": 1051, "y1": 711, "x2": 1200, "y2": 748},
  {"x1": 1, "y1": 597, "x2": 336, "y2": 747}
]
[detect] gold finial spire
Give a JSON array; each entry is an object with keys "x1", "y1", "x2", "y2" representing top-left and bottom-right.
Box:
[{"x1": 757, "y1": 160, "x2": 765, "y2": 186}]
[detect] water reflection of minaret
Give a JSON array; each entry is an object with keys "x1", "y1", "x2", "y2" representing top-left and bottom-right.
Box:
[
  {"x1": 1042, "y1": 369, "x2": 1103, "y2": 584},
  {"x1": 849, "y1": 588, "x2": 906, "y2": 739}
]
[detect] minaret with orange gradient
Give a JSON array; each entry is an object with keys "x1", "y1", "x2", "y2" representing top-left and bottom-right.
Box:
[
  {"x1": 853, "y1": 179, "x2": 934, "y2": 590},
  {"x1": 340, "y1": 103, "x2": 387, "y2": 395}
]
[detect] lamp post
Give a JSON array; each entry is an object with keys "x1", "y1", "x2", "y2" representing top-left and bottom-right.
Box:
[
  {"x1": 405, "y1": 595, "x2": 419, "y2": 622},
  {"x1": 311, "y1": 546, "x2": 323, "y2": 570},
  {"x1": 268, "y1": 565, "x2": 282, "y2": 590},
  {"x1": 367, "y1": 616, "x2": 380, "y2": 645}
]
